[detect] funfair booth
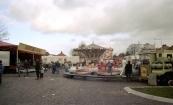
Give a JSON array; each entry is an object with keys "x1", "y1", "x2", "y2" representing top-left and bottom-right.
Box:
[{"x1": 0, "y1": 41, "x2": 46, "y2": 73}]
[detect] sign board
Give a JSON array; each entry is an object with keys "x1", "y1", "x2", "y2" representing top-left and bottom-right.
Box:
[
  {"x1": 18, "y1": 43, "x2": 46, "y2": 55},
  {"x1": 0, "y1": 51, "x2": 10, "y2": 66}
]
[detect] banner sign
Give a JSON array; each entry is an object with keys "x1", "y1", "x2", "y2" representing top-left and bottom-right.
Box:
[{"x1": 18, "y1": 43, "x2": 46, "y2": 55}]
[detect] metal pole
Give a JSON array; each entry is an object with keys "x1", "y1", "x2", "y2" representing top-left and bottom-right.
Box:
[
  {"x1": 17, "y1": 49, "x2": 18, "y2": 63},
  {"x1": 16, "y1": 49, "x2": 18, "y2": 73}
]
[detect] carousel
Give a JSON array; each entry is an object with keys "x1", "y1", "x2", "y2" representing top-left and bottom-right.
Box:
[
  {"x1": 73, "y1": 42, "x2": 107, "y2": 61},
  {"x1": 66, "y1": 42, "x2": 126, "y2": 76}
]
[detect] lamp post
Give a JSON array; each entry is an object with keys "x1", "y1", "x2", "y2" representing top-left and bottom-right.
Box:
[{"x1": 154, "y1": 38, "x2": 162, "y2": 49}]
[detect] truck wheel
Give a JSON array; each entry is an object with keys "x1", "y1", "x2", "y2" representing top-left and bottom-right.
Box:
[{"x1": 168, "y1": 80, "x2": 173, "y2": 86}]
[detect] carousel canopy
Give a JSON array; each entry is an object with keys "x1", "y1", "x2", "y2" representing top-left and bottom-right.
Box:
[
  {"x1": 83, "y1": 43, "x2": 106, "y2": 49},
  {"x1": 74, "y1": 42, "x2": 107, "y2": 61}
]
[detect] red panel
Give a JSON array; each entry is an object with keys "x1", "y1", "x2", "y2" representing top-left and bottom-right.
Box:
[{"x1": 0, "y1": 41, "x2": 17, "y2": 47}]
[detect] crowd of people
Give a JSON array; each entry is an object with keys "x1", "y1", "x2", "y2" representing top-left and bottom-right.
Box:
[
  {"x1": 14, "y1": 59, "x2": 75, "y2": 81},
  {"x1": 0, "y1": 58, "x2": 149, "y2": 85},
  {"x1": 15, "y1": 59, "x2": 48, "y2": 80}
]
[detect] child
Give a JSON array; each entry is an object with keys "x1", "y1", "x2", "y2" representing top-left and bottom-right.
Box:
[{"x1": 40, "y1": 65, "x2": 45, "y2": 79}]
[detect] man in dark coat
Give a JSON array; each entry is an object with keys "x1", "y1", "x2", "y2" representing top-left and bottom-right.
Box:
[
  {"x1": 0, "y1": 60, "x2": 4, "y2": 86},
  {"x1": 55, "y1": 61, "x2": 60, "y2": 74},
  {"x1": 24, "y1": 59, "x2": 30, "y2": 77},
  {"x1": 35, "y1": 59, "x2": 41, "y2": 80},
  {"x1": 125, "y1": 61, "x2": 132, "y2": 82}
]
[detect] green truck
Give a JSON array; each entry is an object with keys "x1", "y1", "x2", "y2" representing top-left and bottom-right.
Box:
[{"x1": 138, "y1": 49, "x2": 173, "y2": 86}]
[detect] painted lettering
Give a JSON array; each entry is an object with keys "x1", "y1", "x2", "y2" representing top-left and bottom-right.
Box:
[{"x1": 25, "y1": 45, "x2": 41, "y2": 53}]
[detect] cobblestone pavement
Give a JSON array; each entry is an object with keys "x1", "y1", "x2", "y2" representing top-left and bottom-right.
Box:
[{"x1": 0, "y1": 69, "x2": 172, "y2": 105}]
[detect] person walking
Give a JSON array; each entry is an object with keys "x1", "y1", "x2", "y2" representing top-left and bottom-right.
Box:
[
  {"x1": 107, "y1": 61, "x2": 113, "y2": 75},
  {"x1": 51, "y1": 61, "x2": 56, "y2": 74},
  {"x1": 113, "y1": 61, "x2": 116, "y2": 68},
  {"x1": 116, "y1": 61, "x2": 120, "y2": 68},
  {"x1": 64, "y1": 61, "x2": 69, "y2": 72},
  {"x1": 83, "y1": 59, "x2": 86, "y2": 67},
  {"x1": 0, "y1": 60, "x2": 5, "y2": 86},
  {"x1": 120, "y1": 58, "x2": 127, "y2": 76},
  {"x1": 40, "y1": 65, "x2": 45, "y2": 79},
  {"x1": 48, "y1": 63, "x2": 51, "y2": 70},
  {"x1": 16, "y1": 61, "x2": 21, "y2": 77},
  {"x1": 24, "y1": 59, "x2": 30, "y2": 77},
  {"x1": 39, "y1": 60, "x2": 43, "y2": 75},
  {"x1": 33, "y1": 60, "x2": 36, "y2": 69},
  {"x1": 125, "y1": 61, "x2": 133, "y2": 83},
  {"x1": 35, "y1": 59, "x2": 41, "y2": 80},
  {"x1": 68, "y1": 61, "x2": 72, "y2": 69},
  {"x1": 55, "y1": 61, "x2": 60, "y2": 74}
]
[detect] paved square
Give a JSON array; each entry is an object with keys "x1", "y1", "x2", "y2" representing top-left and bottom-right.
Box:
[{"x1": 0, "y1": 69, "x2": 171, "y2": 105}]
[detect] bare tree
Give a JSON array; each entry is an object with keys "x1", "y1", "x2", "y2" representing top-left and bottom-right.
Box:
[
  {"x1": 69, "y1": 49, "x2": 78, "y2": 56},
  {"x1": 125, "y1": 51, "x2": 131, "y2": 56},
  {"x1": 0, "y1": 21, "x2": 10, "y2": 41},
  {"x1": 126, "y1": 44, "x2": 139, "y2": 55},
  {"x1": 113, "y1": 53, "x2": 118, "y2": 60},
  {"x1": 118, "y1": 53, "x2": 125, "y2": 57},
  {"x1": 69, "y1": 41, "x2": 86, "y2": 57},
  {"x1": 45, "y1": 52, "x2": 50, "y2": 56},
  {"x1": 78, "y1": 41, "x2": 86, "y2": 48}
]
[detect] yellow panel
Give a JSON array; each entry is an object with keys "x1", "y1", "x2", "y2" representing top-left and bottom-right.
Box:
[
  {"x1": 140, "y1": 67, "x2": 147, "y2": 77},
  {"x1": 18, "y1": 43, "x2": 46, "y2": 55}
]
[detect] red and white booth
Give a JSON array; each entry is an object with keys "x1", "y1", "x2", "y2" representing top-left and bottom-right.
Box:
[{"x1": 0, "y1": 41, "x2": 46, "y2": 73}]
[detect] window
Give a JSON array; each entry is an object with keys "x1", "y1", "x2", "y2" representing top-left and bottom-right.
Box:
[
  {"x1": 43, "y1": 58, "x2": 47, "y2": 62},
  {"x1": 159, "y1": 53, "x2": 162, "y2": 57},
  {"x1": 167, "y1": 54, "x2": 172, "y2": 58},
  {"x1": 58, "y1": 58, "x2": 62, "y2": 61},
  {"x1": 64, "y1": 58, "x2": 67, "y2": 62}
]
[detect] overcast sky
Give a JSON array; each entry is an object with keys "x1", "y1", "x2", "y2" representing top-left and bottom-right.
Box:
[{"x1": 1, "y1": 0, "x2": 173, "y2": 56}]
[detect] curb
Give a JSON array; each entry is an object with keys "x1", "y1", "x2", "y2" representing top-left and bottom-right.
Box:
[{"x1": 124, "y1": 87, "x2": 173, "y2": 104}]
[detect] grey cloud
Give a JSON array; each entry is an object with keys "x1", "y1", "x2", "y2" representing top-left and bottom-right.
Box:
[
  {"x1": 94, "y1": 1, "x2": 173, "y2": 35},
  {"x1": 8, "y1": 1, "x2": 51, "y2": 22},
  {"x1": 5, "y1": 0, "x2": 173, "y2": 38},
  {"x1": 53, "y1": 0, "x2": 87, "y2": 10}
]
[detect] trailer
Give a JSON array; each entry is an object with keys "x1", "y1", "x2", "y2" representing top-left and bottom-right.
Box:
[
  {"x1": 41, "y1": 56, "x2": 80, "y2": 64},
  {"x1": 0, "y1": 51, "x2": 10, "y2": 66},
  {"x1": 137, "y1": 49, "x2": 173, "y2": 86}
]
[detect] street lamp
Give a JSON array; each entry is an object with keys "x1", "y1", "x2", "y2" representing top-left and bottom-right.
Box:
[{"x1": 154, "y1": 38, "x2": 162, "y2": 49}]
